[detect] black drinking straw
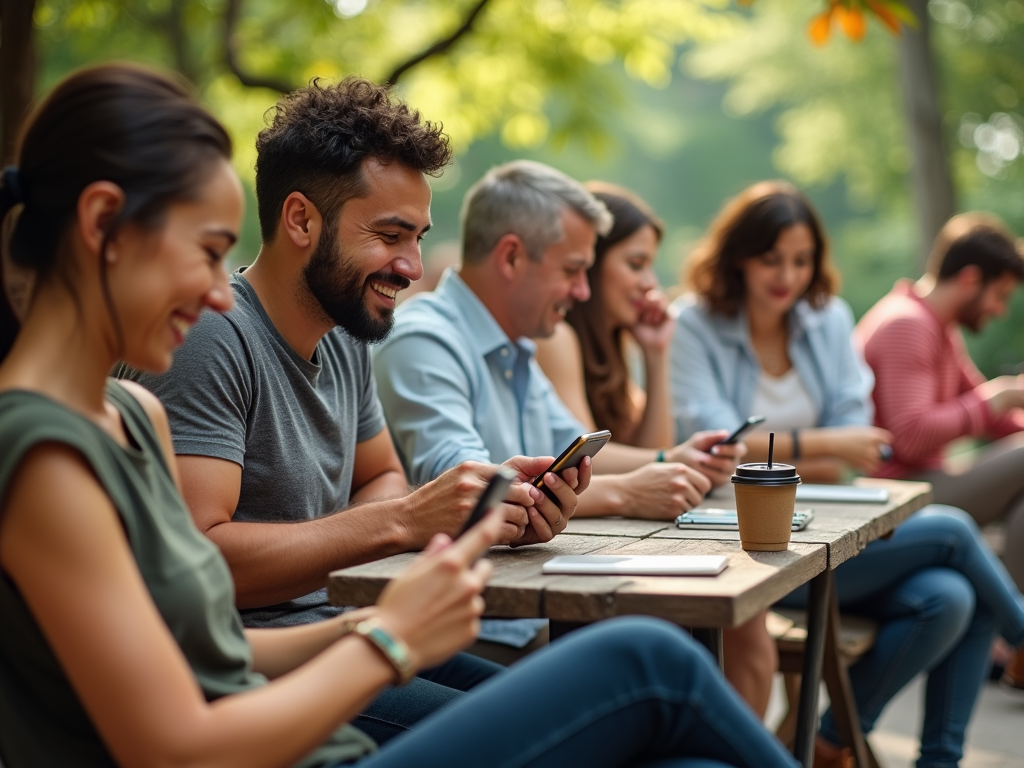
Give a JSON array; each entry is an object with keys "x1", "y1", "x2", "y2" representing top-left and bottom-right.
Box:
[{"x1": 767, "y1": 432, "x2": 775, "y2": 469}]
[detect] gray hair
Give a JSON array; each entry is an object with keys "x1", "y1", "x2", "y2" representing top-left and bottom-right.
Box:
[{"x1": 460, "y1": 160, "x2": 613, "y2": 264}]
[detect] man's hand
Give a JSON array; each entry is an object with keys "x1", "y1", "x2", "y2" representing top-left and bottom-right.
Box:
[
  {"x1": 980, "y1": 375, "x2": 1024, "y2": 414},
  {"x1": 665, "y1": 430, "x2": 745, "y2": 487},
  {"x1": 620, "y1": 462, "x2": 712, "y2": 519},
  {"x1": 502, "y1": 454, "x2": 593, "y2": 546},
  {"x1": 403, "y1": 462, "x2": 533, "y2": 547}
]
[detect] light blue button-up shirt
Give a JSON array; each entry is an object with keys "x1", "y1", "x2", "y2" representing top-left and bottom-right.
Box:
[
  {"x1": 670, "y1": 295, "x2": 873, "y2": 440},
  {"x1": 373, "y1": 268, "x2": 586, "y2": 485}
]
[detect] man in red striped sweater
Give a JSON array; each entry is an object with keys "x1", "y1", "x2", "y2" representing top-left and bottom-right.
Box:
[{"x1": 856, "y1": 213, "x2": 1024, "y2": 687}]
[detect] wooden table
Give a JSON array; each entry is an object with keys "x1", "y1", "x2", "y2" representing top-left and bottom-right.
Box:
[{"x1": 328, "y1": 478, "x2": 931, "y2": 768}]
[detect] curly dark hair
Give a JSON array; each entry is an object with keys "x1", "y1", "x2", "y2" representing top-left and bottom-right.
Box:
[
  {"x1": 685, "y1": 180, "x2": 838, "y2": 317},
  {"x1": 254, "y1": 76, "x2": 452, "y2": 241}
]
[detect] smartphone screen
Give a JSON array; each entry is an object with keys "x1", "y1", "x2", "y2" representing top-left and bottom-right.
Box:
[
  {"x1": 532, "y1": 430, "x2": 611, "y2": 503},
  {"x1": 455, "y1": 466, "x2": 517, "y2": 538}
]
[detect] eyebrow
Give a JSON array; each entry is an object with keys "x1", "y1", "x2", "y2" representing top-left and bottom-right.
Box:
[
  {"x1": 371, "y1": 215, "x2": 432, "y2": 234},
  {"x1": 205, "y1": 228, "x2": 238, "y2": 246}
]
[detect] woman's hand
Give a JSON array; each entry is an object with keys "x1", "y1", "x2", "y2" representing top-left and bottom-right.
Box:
[
  {"x1": 620, "y1": 462, "x2": 712, "y2": 519},
  {"x1": 666, "y1": 430, "x2": 746, "y2": 488},
  {"x1": 628, "y1": 290, "x2": 675, "y2": 355},
  {"x1": 812, "y1": 426, "x2": 894, "y2": 475},
  {"x1": 372, "y1": 510, "x2": 504, "y2": 673}
]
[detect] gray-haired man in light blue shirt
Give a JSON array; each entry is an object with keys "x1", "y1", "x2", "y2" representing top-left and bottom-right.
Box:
[{"x1": 375, "y1": 160, "x2": 745, "y2": 522}]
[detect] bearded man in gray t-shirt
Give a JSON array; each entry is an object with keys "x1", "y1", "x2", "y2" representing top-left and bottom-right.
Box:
[{"x1": 120, "y1": 77, "x2": 589, "y2": 747}]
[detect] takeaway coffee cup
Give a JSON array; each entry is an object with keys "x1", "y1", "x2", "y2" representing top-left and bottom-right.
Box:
[{"x1": 731, "y1": 462, "x2": 801, "y2": 552}]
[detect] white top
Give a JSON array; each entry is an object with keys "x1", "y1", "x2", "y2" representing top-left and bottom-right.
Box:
[{"x1": 750, "y1": 368, "x2": 818, "y2": 432}]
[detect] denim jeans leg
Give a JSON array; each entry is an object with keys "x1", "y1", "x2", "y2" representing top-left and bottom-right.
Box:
[
  {"x1": 353, "y1": 652, "x2": 503, "y2": 744},
  {"x1": 356, "y1": 617, "x2": 799, "y2": 768},
  {"x1": 917, "y1": 603, "x2": 996, "y2": 768}
]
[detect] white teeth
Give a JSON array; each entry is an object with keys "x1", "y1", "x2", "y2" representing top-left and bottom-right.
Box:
[
  {"x1": 372, "y1": 282, "x2": 398, "y2": 299},
  {"x1": 170, "y1": 316, "x2": 192, "y2": 338}
]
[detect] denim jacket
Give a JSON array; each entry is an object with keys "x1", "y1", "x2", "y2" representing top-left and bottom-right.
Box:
[{"x1": 670, "y1": 295, "x2": 873, "y2": 440}]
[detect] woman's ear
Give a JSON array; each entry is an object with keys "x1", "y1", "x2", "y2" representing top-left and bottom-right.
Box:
[
  {"x1": 75, "y1": 182, "x2": 126, "y2": 261},
  {"x1": 279, "y1": 192, "x2": 323, "y2": 256}
]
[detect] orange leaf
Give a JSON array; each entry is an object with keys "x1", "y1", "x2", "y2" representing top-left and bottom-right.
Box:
[
  {"x1": 838, "y1": 5, "x2": 867, "y2": 40},
  {"x1": 866, "y1": 0, "x2": 902, "y2": 34},
  {"x1": 808, "y1": 12, "x2": 832, "y2": 45}
]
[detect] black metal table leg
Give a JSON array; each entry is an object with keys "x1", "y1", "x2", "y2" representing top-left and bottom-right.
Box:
[
  {"x1": 793, "y1": 568, "x2": 833, "y2": 768},
  {"x1": 691, "y1": 627, "x2": 725, "y2": 670}
]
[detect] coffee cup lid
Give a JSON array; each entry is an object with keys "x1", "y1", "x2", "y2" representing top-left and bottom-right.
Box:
[{"x1": 731, "y1": 462, "x2": 801, "y2": 486}]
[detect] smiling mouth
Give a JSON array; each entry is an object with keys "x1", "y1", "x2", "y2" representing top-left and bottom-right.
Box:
[
  {"x1": 170, "y1": 315, "x2": 194, "y2": 340},
  {"x1": 371, "y1": 281, "x2": 399, "y2": 300}
]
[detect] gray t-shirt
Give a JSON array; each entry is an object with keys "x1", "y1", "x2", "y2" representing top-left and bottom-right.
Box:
[{"x1": 119, "y1": 272, "x2": 386, "y2": 627}]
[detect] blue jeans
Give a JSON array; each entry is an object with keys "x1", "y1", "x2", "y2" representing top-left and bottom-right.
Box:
[
  {"x1": 351, "y1": 617, "x2": 799, "y2": 768},
  {"x1": 353, "y1": 652, "x2": 502, "y2": 744},
  {"x1": 780, "y1": 506, "x2": 1024, "y2": 768}
]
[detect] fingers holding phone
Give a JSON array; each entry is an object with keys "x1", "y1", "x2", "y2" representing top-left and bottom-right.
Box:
[{"x1": 624, "y1": 462, "x2": 711, "y2": 519}]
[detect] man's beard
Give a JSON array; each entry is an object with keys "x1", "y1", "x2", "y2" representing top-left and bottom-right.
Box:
[
  {"x1": 957, "y1": 288, "x2": 987, "y2": 333},
  {"x1": 302, "y1": 225, "x2": 409, "y2": 344}
]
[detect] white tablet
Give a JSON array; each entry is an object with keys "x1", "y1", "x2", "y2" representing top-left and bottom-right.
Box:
[
  {"x1": 541, "y1": 555, "x2": 728, "y2": 576},
  {"x1": 795, "y1": 484, "x2": 889, "y2": 503}
]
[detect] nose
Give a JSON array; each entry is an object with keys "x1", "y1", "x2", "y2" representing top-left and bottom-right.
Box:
[
  {"x1": 639, "y1": 267, "x2": 658, "y2": 292},
  {"x1": 393, "y1": 243, "x2": 424, "y2": 284},
  {"x1": 573, "y1": 270, "x2": 591, "y2": 303},
  {"x1": 204, "y1": 266, "x2": 234, "y2": 314}
]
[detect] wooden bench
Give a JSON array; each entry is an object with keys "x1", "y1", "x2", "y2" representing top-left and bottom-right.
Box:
[{"x1": 768, "y1": 606, "x2": 882, "y2": 768}]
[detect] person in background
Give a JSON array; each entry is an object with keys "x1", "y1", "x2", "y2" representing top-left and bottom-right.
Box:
[
  {"x1": 534, "y1": 182, "x2": 774, "y2": 717},
  {"x1": 855, "y1": 213, "x2": 1024, "y2": 688},
  {"x1": 670, "y1": 180, "x2": 1024, "y2": 768},
  {"x1": 673, "y1": 180, "x2": 891, "y2": 482},
  {"x1": 0, "y1": 62, "x2": 806, "y2": 768}
]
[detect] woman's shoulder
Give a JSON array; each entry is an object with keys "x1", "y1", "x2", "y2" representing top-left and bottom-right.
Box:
[{"x1": 796, "y1": 296, "x2": 855, "y2": 336}]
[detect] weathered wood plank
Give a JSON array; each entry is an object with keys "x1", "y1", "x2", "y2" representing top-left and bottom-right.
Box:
[{"x1": 563, "y1": 517, "x2": 672, "y2": 537}]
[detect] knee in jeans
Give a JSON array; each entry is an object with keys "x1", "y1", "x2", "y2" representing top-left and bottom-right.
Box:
[
  {"x1": 581, "y1": 617, "x2": 712, "y2": 676},
  {"x1": 916, "y1": 504, "x2": 979, "y2": 534},
  {"x1": 919, "y1": 569, "x2": 976, "y2": 632}
]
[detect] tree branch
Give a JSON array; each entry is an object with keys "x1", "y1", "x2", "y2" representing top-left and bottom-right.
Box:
[
  {"x1": 385, "y1": 0, "x2": 492, "y2": 85},
  {"x1": 223, "y1": 0, "x2": 294, "y2": 93}
]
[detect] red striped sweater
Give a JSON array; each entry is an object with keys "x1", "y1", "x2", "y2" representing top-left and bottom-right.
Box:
[{"x1": 854, "y1": 280, "x2": 1024, "y2": 478}]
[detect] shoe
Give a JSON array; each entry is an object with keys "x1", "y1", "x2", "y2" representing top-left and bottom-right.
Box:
[
  {"x1": 1002, "y1": 648, "x2": 1024, "y2": 691},
  {"x1": 814, "y1": 736, "x2": 854, "y2": 768}
]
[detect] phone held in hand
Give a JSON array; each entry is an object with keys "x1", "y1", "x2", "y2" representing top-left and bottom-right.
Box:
[
  {"x1": 715, "y1": 415, "x2": 766, "y2": 446},
  {"x1": 532, "y1": 430, "x2": 612, "y2": 503},
  {"x1": 455, "y1": 466, "x2": 518, "y2": 538}
]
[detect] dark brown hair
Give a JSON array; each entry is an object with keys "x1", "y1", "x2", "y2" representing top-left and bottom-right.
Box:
[
  {"x1": 685, "y1": 181, "x2": 838, "y2": 317},
  {"x1": 928, "y1": 212, "x2": 1024, "y2": 284},
  {"x1": 0, "y1": 63, "x2": 232, "y2": 362},
  {"x1": 565, "y1": 182, "x2": 663, "y2": 440},
  {"x1": 254, "y1": 77, "x2": 452, "y2": 242}
]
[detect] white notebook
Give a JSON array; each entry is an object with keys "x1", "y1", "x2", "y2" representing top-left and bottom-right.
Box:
[
  {"x1": 795, "y1": 484, "x2": 889, "y2": 503},
  {"x1": 542, "y1": 555, "x2": 728, "y2": 576}
]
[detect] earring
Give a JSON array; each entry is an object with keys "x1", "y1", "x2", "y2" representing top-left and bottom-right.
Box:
[{"x1": 105, "y1": 249, "x2": 117, "y2": 264}]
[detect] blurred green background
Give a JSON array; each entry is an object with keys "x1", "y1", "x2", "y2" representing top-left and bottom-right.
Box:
[{"x1": 7, "y1": 0, "x2": 1024, "y2": 374}]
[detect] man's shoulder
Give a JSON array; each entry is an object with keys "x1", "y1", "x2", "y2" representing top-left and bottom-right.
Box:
[{"x1": 385, "y1": 293, "x2": 474, "y2": 358}]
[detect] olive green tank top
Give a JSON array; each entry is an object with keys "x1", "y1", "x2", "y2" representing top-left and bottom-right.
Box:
[{"x1": 0, "y1": 381, "x2": 374, "y2": 767}]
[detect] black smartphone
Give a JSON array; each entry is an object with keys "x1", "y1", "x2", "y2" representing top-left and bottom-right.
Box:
[
  {"x1": 715, "y1": 415, "x2": 766, "y2": 446},
  {"x1": 532, "y1": 430, "x2": 612, "y2": 503},
  {"x1": 455, "y1": 466, "x2": 517, "y2": 538}
]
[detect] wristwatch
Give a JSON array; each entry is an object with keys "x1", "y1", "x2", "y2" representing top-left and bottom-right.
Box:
[{"x1": 351, "y1": 618, "x2": 415, "y2": 686}]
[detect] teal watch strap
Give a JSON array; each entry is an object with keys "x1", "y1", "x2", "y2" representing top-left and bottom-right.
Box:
[{"x1": 353, "y1": 618, "x2": 415, "y2": 685}]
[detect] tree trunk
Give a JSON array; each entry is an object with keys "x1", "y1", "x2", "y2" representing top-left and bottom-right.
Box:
[
  {"x1": 0, "y1": 0, "x2": 36, "y2": 164},
  {"x1": 896, "y1": 0, "x2": 956, "y2": 271}
]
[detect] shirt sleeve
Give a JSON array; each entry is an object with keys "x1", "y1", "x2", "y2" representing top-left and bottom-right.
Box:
[
  {"x1": 670, "y1": 307, "x2": 743, "y2": 439},
  {"x1": 374, "y1": 332, "x2": 493, "y2": 484},
  {"x1": 117, "y1": 312, "x2": 251, "y2": 466},
  {"x1": 820, "y1": 299, "x2": 872, "y2": 427},
  {"x1": 355, "y1": 344, "x2": 387, "y2": 443},
  {"x1": 866, "y1": 316, "x2": 990, "y2": 462},
  {"x1": 535, "y1": 363, "x2": 587, "y2": 451}
]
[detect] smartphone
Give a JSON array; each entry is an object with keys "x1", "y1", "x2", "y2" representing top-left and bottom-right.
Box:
[
  {"x1": 715, "y1": 415, "x2": 766, "y2": 446},
  {"x1": 532, "y1": 430, "x2": 612, "y2": 503},
  {"x1": 675, "y1": 508, "x2": 815, "y2": 531},
  {"x1": 455, "y1": 466, "x2": 517, "y2": 538}
]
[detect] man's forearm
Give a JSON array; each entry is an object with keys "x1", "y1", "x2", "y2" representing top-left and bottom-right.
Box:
[
  {"x1": 572, "y1": 475, "x2": 629, "y2": 517},
  {"x1": 208, "y1": 500, "x2": 414, "y2": 608},
  {"x1": 349, "y1": 468, "x2": 409, "y2": 504},
  {"x1": 590, "y1": 442, "x2": 657, "y2": 475}
]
